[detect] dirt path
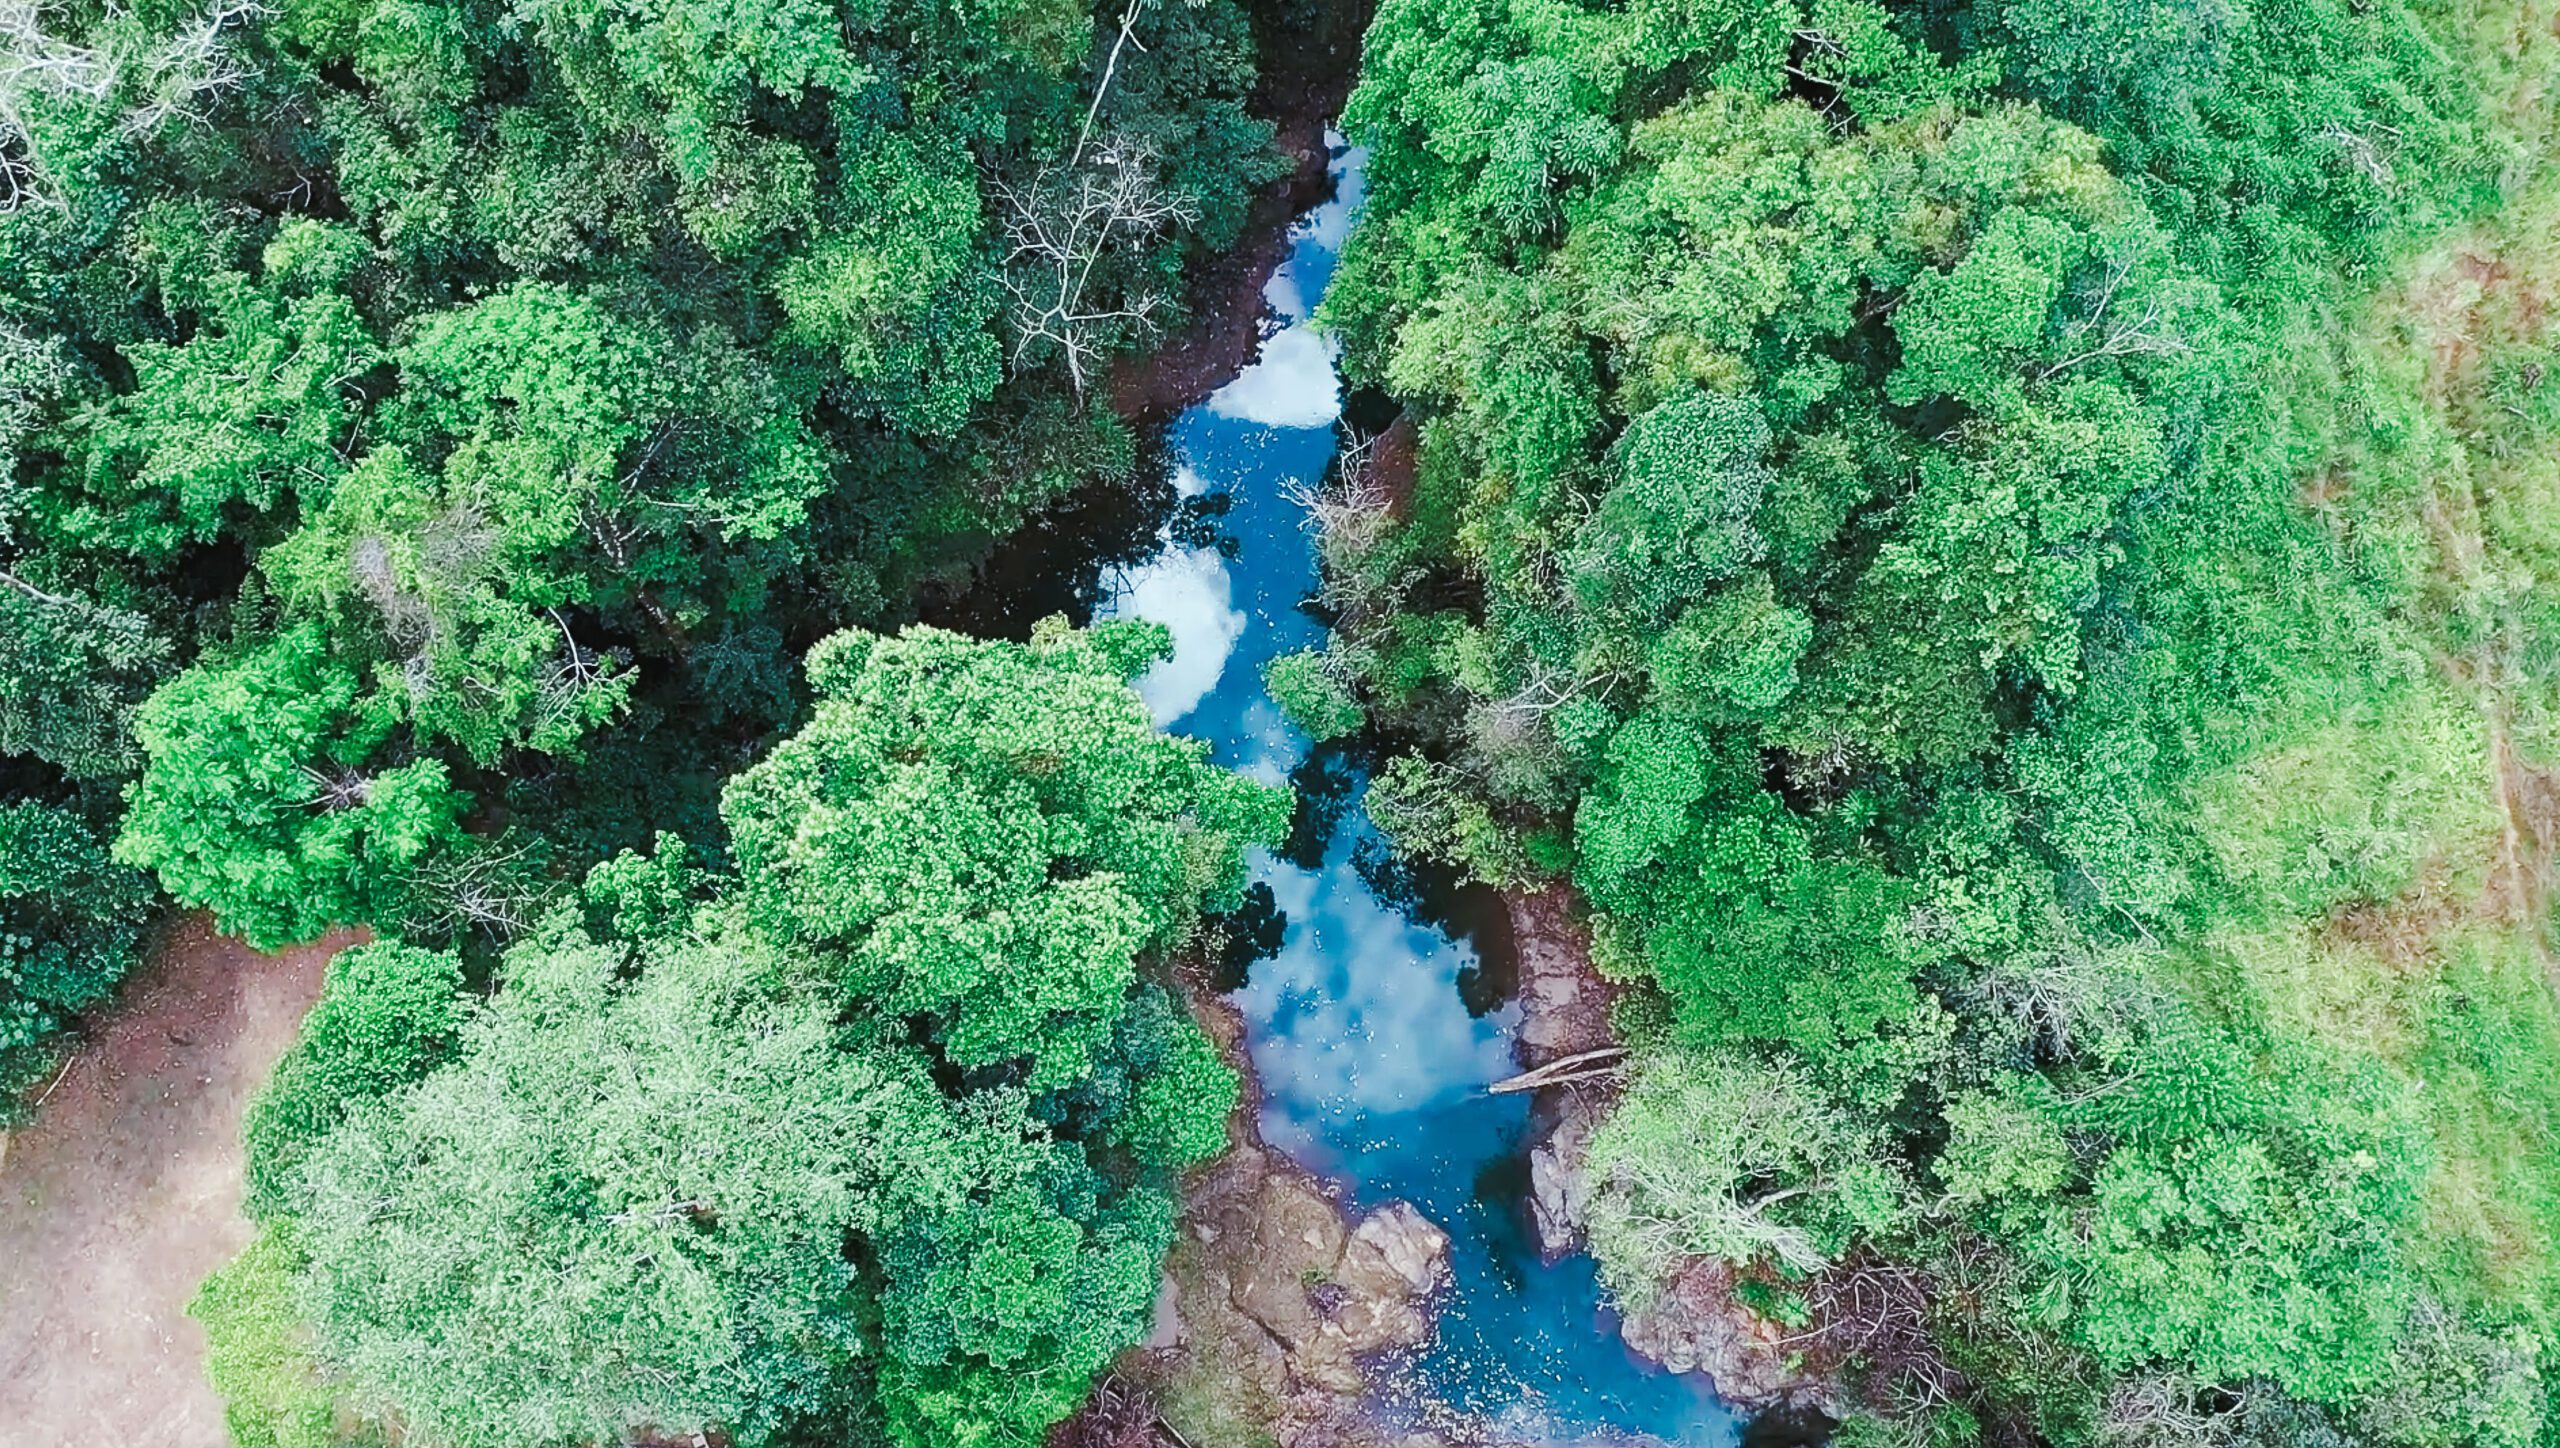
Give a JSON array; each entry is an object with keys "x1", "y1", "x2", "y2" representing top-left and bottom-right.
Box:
[{"x1": 0, "y1": 916, "x2": 348, "y2": 1448}]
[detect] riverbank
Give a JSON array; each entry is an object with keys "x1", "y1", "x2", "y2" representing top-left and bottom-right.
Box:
[{"x1": 1063, "y1": 114, "x2": 1748, "y2": 1445}]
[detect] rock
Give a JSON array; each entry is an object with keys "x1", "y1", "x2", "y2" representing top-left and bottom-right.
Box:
[
  {"x1": 1231, "y1": 1169, "x2": 1345, "y2": 1350},
  {"x1": 1145, "y1": 1272, "x2": 1185, "y2": 1350},
  {"x1": 1143, "y1": 1109, "x2": 1456, "y2": 1448},
  {"x1": 1617, "y1": 1259, "x2": 1832, "y2": 1410},
  {"x1": 1526, "y1": 1089, "x2": 1601, "y2": 1257},
  {"x1": 1501, "y1": 887, "x2": 1624, "y2": 1262},
  {"x1": 1503, "y1": 888, "x2": 1620, "y2": 1068},
  {"x1": 1346, "y1": 1202, "x2": 1450, "y2": 1296},
  {"x1": 1329, "y1": 1202, "x2": 1451, "y2": 1355}
]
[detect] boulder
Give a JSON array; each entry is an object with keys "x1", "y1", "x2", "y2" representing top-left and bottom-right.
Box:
[
  {"x1": 1147, "y1": 1131, "x2": 1456, "y2": 1447},
  {"x1": 1618, "y1": 1259, "x2": 1833, "y2": 1410}
]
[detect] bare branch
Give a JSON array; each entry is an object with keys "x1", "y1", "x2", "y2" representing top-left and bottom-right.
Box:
[
  {"x1": 2034, "y1": 246, "x2": 2191, "y2": 382},
  {"x1": 0, "y1": 0, "x2": 272, "y2": 211},
  {"x1": 296, "y1": 762, "x2": 372, "y2": 811},
  {"x1": 1073, "y1": 0, "x2": 1148, "y2": 166},
  {"x1": 0, "y1": 565, "x2": 72, "y2": 607},
  {"x1": 992, "y1": 136, "x2": 1198, "y2": 398}
]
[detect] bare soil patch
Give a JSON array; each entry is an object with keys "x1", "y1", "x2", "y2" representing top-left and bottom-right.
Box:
[{"x1": 0, "y1": 916, "x2": 350, "y2": 1448}]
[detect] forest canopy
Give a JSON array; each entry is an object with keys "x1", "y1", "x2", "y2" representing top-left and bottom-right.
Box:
[
  {"x1": 0, "y1": 0, "x2": 1294, "y2": 1436},
  {"x1": 9, "y1": 0, "x2": 2560, "y2": 1438},
  {"x1": 232, "y1": 622, "x2": 1281, "y2": 1448},
  {"x1": 1302, "y1": 0, "x2": 2560, "y2": 1437}
]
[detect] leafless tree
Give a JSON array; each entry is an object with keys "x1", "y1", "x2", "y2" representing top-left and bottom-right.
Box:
[
  {"x1": 571, "y1": 418, "x2": 686, "y2": 570},
  {"x1": 0, "y1": 0, "x2": 271, "y2": 211},
  {"x1": 2034, "y1": 242, "x2": 2194, "y2": 382},
  {"x1": 991, "y1": 137, "x2": 1198, "y2": 399},
  {"x1": 297, "y1": 762, "x2": 374, "y2": 812},
  {"x1": 1490, "y1": 659, "x2": 1621, "y2": 720},
  {"x1": 404, "y1": 837, "x2": 544, "y2": 942},
  {"x1": 1288, "y1": 430, "x2": 1428, "y2": 630},
  {"x1": 1053, "y1": 1371, "x2": 1178, "y2": 1448},
  {"x1": 348, "y1": 500, "x2": 506, "y2": 709},
  {"x1": 1971, "y1": 936, "x2": 2161, "y2": 1067},
  {"x1": 1073, "y1": 0, "x2": 1148, "y2": 165},
  {"x1": 2098, "y1": 1375, "x2": 2248, "y2": 1448},
  {"x1": 0, "y1": 319, "x2": 63, "y2": 447},
  {"x1": 1787, "y1": 1250, "x2": 1967, "y2": 1413},
  {"x1": 524, "y1": 607, "x2": 626, "y2": 748},
  {"x1": 2318, "y1": 120, "x2": 2402, "y2": 194},
  {"x1": 1282, "y1": 430, "x2": 1393, "y2": 539}
]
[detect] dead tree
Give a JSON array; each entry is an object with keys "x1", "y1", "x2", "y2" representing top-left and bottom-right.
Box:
[
  {"x1": 1787, "y1": 1250, "x2": 1967, "y2": 1413},
  {"x1": 2033, "y1": 243, "x2": 2193, "y2": 382},
  {"x1": 991, "y1": 137, "x2": 1198, "y2": 399},
  {"x1": 0, "y1": 0, "x2": 272, "y2": 211},
  {"x1": 1487, "y1": 1045, "x2": 1628, "y2": 1094},
  {"x1": 1073, "y1": 0, "x2": 1148, "y2": 165}
]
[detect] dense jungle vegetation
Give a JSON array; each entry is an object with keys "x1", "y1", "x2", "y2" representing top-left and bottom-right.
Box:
[
  {"x1": 7, "y1": 0, "x2": 2560, "y2": 1434},
  {"x1": 0, "y1": 0, "x2": 1288, "y2": 1438},
  {"x1": 1308, "y1": 0, "x2": 2560, "y2": 1439}
]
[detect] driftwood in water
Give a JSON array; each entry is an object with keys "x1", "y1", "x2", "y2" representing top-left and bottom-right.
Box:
[{"x1": 1486, "y1": 1045, "x2": 1628, "y2": 1095}]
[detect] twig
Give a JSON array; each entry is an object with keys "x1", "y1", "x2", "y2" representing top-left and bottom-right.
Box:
[{"x1": 34, "y1": 1053, "x2": 76, "y2": 1107}]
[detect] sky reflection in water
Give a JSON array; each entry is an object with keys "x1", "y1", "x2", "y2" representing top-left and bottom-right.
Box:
[{"x1": 1102, "y1": 139, "x2": 1737, "y2": 1448}]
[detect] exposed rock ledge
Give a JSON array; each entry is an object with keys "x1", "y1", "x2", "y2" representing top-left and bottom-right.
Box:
[
  {"x1": 1504, "y1": 887, "x2": 1623, "y2": 1264},
  {"x1": 1501, "y1": 887, "x2": 1831, "y2": 1415},
  {"x1": 1620, "y1": 1260, "x2": 1836, "y2": 1412},
  {"x1": 1122, "y1": 990, "x2": 1454, "y2": 1448}
]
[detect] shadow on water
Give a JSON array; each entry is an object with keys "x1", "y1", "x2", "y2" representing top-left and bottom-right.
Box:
[
  {"x1": 915, "y1": 447, "x2": 1181, "y2": 639},
  {"x1": 1096, "y1": 137, "x2": 1742, "y2": 1448}
]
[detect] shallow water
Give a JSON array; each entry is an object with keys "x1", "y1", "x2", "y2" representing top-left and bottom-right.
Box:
[{"x1": 1101, "y1": 139, "x2": 1739, "y2": 1448}]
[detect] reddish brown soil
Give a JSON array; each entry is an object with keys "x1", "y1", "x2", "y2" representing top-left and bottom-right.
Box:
[
  {"x1": 0, "y1": 917, "x2": 351, "y2": 1448},
  {"x1": 1107, "y1": 0, "x2": 1376, "y2": 424}
]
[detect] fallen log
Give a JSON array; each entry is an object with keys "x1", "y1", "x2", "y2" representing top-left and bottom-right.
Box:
[{"x1": 1486, "y1": 1045, "x2": 1629, "y2": 1095}]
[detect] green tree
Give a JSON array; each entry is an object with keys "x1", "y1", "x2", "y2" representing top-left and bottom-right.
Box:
[
  {"x1": 0, "y1": 800, "x2": 153, "y2": 1100},
  {"x1": 0, "y1": 582, "x2": 169, "y2": 780},
  {"x1": 243, "y1": 940, "x2": 467, "y2": 1218},
  {"x1": 1262, "y1": 649, "x2": 1366, "y2": 742},
  {"x1": 294, "y1": 916, "x2": 969, "y2": 1448},
  {"x1": 116, "y1": 627, "x2": 468, "y2": 948},
  {"x1": 265, "y1": 624, "x2": 1269, "y2": 1448},
  {"x1": 723, "y1": 620, "x2": 1289, "y2": 1088},
  {"x1": 190, "y1": 1225, "x2": 367, "y2": 1448}
]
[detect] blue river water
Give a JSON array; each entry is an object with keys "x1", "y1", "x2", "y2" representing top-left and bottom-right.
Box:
[{"x1": 1101, "y1": 140, "x2": 1738, "y2": 1448}]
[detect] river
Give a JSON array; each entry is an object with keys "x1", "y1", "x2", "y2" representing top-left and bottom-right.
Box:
[{"x1": 1099, "y1": 137, "x2": 1739, "y2": 1448}]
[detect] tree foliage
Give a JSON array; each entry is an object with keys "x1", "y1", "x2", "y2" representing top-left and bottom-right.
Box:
[
  {"x1": 0, "y1": 0, "x2": 1284, "y2": 1094},
  {"x1": 238, "y1": 625, "x2": 1267, "y2": 1448},
  {"x1": 1308, "y1": 0, "x2": 2560, "y2": 1434},
  {"x1": 0, "y1": 799, "x2": 152, "y2": 1100}
]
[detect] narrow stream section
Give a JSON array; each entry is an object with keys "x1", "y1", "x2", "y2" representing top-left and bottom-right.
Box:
[{"x1": 1103, "y1": 140, "x2": 1738, "y2": 1448}]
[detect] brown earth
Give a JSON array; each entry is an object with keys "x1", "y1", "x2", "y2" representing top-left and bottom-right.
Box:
[
  {"x1": 2360, "y1": 212, "x2": 2560, "y2": 959},
  {"x1": 1106, "y1": 0, "x2": 1377, "y2": 425},
  {"x1": 0, "y1": 916, "x2": 350, "y2": 1448}
]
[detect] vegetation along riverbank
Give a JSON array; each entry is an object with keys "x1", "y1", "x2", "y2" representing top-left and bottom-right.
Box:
[{"x1": 6, "y1": 0, "x2": 2560, "y2": 1440}]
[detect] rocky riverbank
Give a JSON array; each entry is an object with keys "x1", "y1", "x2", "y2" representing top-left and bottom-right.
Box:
[
  {"x1": 1500, "y1": 887, "x2": 1834, "y2": 1418},
  {"x1": 1112, "y1": 990, "x2": 1455, "y2": 1448},
  {"x1": 1504, "y1": 887, "x2": 1623, "y2": 1264}
]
